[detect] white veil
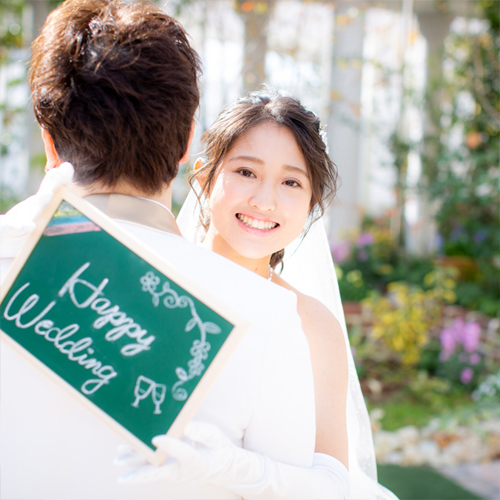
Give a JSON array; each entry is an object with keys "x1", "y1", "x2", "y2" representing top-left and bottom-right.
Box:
[{"x1": 177, "y1": 188, "x2": 398, "y2": 500}]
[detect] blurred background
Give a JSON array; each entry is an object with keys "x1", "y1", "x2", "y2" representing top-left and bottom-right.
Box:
[{"x1": 1, "y1": 0, "x2": 499, "y2": 497}]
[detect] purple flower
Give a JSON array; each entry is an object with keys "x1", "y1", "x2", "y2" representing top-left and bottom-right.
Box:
[
  {"x1": 332, "y1": 242, "x2": 350, "y2": 263},
  {"x1": 440, "y1": 327, "x2": 456, "y2": 357},
  {"x1": 473, "y1": 230, "x2": 487, "y2": 244},
  {"x1": 439, "y1": 319, "x2": 483, "y2": 368},
  {"x1": 469, "y1": 352, "x2": 481, "y2": 365},
  {"x1": 461, "y1": 321, "x2": 481, "y2": 353},
  {"x1": 357, "y1": 250, "x2": 368, "y2": 262},
  {"x1": 460, "y1": 367, "x2": 474, "y2": 384},
  {"x1": 357, "y1": 232, "x2": 374, "y2": 247}
]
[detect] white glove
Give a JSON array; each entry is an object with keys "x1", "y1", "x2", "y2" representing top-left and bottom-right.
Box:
[
  {"x1": 116, "y1": 422, "x2": 350, "y2": 499},
  {"x1": 0, "y1": 163, "x2": 74, "y2": 259}
]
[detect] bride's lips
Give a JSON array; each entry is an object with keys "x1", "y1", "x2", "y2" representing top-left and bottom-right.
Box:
[{"x1": 235, "y1": 212, "x2": 280, "y2": 235}]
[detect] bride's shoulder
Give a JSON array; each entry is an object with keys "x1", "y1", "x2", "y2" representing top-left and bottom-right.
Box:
[{"x1": 272, "y1": 275, "x2": 345, "y2": 347}]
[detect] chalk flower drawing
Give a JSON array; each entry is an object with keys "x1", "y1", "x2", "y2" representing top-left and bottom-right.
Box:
[{"x1": 140, "y1": 271, "x2": 221, "y2": 401}]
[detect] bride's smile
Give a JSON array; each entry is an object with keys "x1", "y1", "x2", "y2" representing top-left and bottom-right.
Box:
[
  {"x1": 202, "y1": 122, "x2": 312, "y2": 274},
  {"x1": 235, "y1": 213, "x2": 279, "y2": 231}
]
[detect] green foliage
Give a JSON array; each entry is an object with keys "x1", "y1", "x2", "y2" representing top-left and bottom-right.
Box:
[
  {"x1": 405, "y1": 371, "x2": 453, "y2": 407},
  {"x1": 422, "y1": 3, "x2": 500, "y2": 316},
  {"x1": 472, "y1": 369, "x2": 500, "y2": 403},
  {"x1": 374, "y1": 399, "x2": 437, "y2": 431},
  {"x1": 0, "y1": 0, "x2": 24, "y2": 64},
  {"x1": 336, "y1": 215, "x2": 442, "y2": 303},
  {"x1": 367, "y1": 388, "x2": 473, "y2": 432}
]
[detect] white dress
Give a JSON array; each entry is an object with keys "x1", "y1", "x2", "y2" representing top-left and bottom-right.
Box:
[{"x1": 178, "y1": 189, "x2": 399, "y2": 500}]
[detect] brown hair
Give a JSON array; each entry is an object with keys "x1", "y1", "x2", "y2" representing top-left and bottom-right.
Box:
[
  {"x1": 191, "y1": 88, "x2": 338, "y2": 269},
  {"x1": 30, "y1": 0, "x2": 201, "y2": 194}
]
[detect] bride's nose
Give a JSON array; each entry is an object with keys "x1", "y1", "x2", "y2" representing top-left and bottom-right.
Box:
[{"x1": 249, "y1": 183, "x2": 276, "y2": 212}]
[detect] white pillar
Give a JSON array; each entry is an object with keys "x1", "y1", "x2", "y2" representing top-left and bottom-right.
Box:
[
  {"x1": 411, "y1": 12, "x2": 452, "y2": 254},
  {"x1": 325, "y1": 3, "x2": 365, "y2": 245}
]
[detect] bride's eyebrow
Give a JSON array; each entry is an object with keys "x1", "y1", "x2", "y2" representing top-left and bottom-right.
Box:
[
  {"x1": 227, "y1": 155, "x2": 263, "y2": 164},
  {"x1": 283, "y1": 164, "x2": 308, "y2": 177}
]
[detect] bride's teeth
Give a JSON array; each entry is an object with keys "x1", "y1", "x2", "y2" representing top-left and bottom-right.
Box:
[{"x1": 237, "y1": 214, "x2": 277, "y2": 230}]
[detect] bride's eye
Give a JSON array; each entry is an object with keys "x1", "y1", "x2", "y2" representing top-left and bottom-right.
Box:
[
  {"x1": 284, "y1": 179, "x2": 302, "y2": 188},
  {"x1": 236, "y1": 168, "x2": 255, "y2": 178}
]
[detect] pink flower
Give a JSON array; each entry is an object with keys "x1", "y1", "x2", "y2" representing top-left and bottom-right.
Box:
[
  {"x1": 460, "y1": 367, "x2": 474, "y2": 384},
  {"x1": 332, "y1": 242, "x2": 350, "y2": 263},
  {"x1": 357, "y1": 232, "x2": 374, "y2": 247},
  {"x1": 461, "y1": 321, "x2": 481, "y2": 353},
  {"x1": 440, "y1": 327, "x2": 456, "y2": 355},
  {"x1": 469, "y1": 352, "x2": 481, "y2": 365},
  {"x1": 357, "y1": 250, "x2": 368, "y2": 262}
]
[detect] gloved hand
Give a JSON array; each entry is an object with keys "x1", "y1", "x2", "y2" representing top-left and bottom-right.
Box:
[
  {"x1": 115, "y1": 422, "x2": 350, "y2": 499},
  {"x1": 0, "y1": 163, "x2": 74, "y2": 259}
]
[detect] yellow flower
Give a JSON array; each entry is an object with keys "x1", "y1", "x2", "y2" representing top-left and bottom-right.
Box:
[
  {"x1": 335, "y1": 267, "x2": 343, "y2": 280},
  {"x1": 346, "y1": 270, "x2": 362, "y2": 283}
]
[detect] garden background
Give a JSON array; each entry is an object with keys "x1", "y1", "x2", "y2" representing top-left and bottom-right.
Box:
[{"x1": 1, "y1": 0, "x2": 499, "y2": 498}]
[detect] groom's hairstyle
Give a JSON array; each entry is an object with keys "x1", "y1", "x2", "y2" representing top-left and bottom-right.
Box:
[{"x1": 30, "y1": 0, "x2": 201, "y2": 194}]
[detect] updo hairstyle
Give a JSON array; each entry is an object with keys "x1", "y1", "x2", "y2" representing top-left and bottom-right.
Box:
[{"x1": 190, "y1": 88, "x2": 338, "y2": 270}]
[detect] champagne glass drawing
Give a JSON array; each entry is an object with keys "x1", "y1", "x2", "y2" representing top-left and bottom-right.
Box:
[
  {"x1": 131, "y1": 375, "x2": 155, "y2": 409},
  {"x1": 152, "y1": 384, "x2": 167, "y2": 414}
]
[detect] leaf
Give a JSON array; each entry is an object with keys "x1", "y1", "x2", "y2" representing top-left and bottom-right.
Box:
[
  {"x1": 185, "y1": 317, "x2": 197, "y2": 332},
  {"x1": 204, "y1": 322, "x2": 221, "y2": 334},
  {"x1": 175, "y1": 367, "x2": 188, "y2": 381}
]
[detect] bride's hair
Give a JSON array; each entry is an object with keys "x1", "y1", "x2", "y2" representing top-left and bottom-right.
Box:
[{"x1": 190, "y1": 88, "x2": 338, "y2": 269}]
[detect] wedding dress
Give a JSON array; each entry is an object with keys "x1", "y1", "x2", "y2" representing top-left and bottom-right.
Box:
[{"x1": 177, "y1": 188, "x2": 399, "y2": 500}]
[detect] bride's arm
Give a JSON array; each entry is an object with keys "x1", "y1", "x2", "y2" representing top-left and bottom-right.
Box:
[{"x1": 297, "y1": 294, "x2": 350, "y2": 468}]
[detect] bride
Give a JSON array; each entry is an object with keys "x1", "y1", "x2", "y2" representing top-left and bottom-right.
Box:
[{"x1": 121, "y1": 89, "x2": 398, "y2": 500}]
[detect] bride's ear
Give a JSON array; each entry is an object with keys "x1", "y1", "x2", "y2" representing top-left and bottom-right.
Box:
[{"x1": 193, "y1": 157, "x2": 208, "y2": 188}]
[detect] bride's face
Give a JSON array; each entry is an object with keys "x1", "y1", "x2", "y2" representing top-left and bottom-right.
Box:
[{"x1": 205, "y1": 122, "x2": 312, "y2": 263}]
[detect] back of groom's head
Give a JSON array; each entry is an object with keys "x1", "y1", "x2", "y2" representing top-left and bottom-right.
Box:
[{"x1": 30, "y1": 0, "x2": 201, "y2": 195}]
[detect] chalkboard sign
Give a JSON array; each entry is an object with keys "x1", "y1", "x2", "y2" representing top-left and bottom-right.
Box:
[{"x1": 0, "y1": 187, "x2": 248, "y2": 465}]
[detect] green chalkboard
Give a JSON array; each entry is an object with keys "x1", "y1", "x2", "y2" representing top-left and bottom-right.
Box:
[{"x1": 0, "y1": 188, "x2": 247, "y2": 465}]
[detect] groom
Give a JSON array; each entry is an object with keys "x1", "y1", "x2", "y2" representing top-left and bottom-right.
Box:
[{"x1": 0, "y1": 1, "x2": 309, "y2": 498}]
